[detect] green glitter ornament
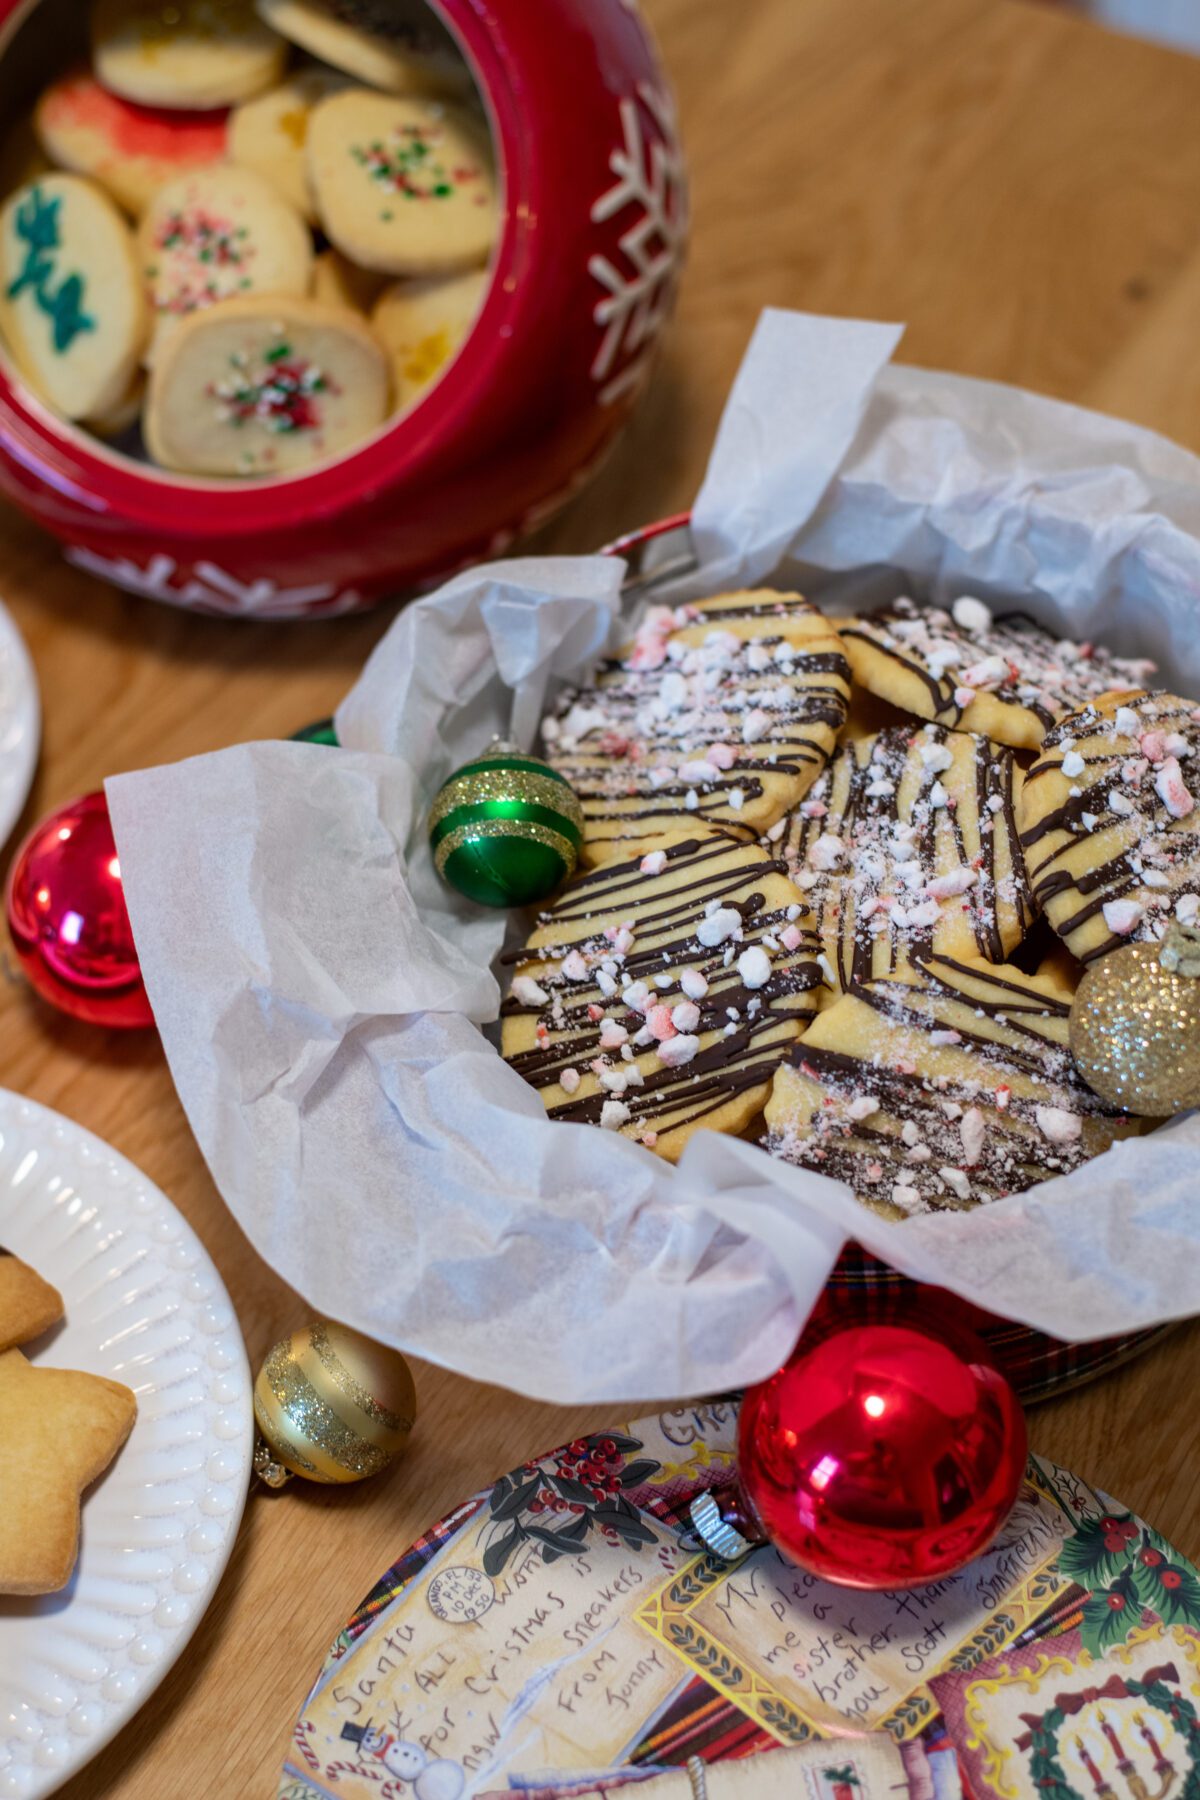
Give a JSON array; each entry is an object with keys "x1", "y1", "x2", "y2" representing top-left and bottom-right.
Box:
[
  {"x1": 428, "y1": 740, "x2": 584, "y2": 907},
  {"x1": 291, "y1": 718, "x2": 340, "y2": 746}
]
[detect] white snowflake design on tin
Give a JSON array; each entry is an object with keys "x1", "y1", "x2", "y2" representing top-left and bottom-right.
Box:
[
  {"x1": 589, "y1": 83, "x2": 689, "y2": 406},
  {"x1": 64, "y1": 547, "x2": 364, "y2": 618}
]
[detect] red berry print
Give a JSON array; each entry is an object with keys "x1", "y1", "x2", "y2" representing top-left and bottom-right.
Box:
[
  {"x1": 1104, "y1": 1533, "x2": 1126, "y2": 1552},
  {"x1": 1107, "y1": 1592, "x2": 1126, "y2": 1611},
  {"x1": 1140, "y1": 1548, "x2": 1165, "y2": 1568},
  {"x1": 1162, "y1": 1570, "x2": 1183, "y2": 1590}
]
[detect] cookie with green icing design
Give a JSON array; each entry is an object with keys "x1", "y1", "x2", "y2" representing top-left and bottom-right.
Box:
[
  {"x1": 0, "y1": 175, "x2": 148, "y2": 419},
  {"x1": 145, "y1": 291, "x2": 390, "y2": 475},
  {"x1": 255, "y1": 0, "x2": 470, "y2": 97},
  {"x1": 772, "y1": 722, "x2": 1034, "y2": 990},
  {"x1": 501, "y1": 829, "x2": 824, "y2": 1162},
  {"x1": 307, "y1": 89, "x2": 497, "y2": 277},
  {"x1": 543, "y1": 591, "x2": 851, "y2": 867},
  {"x1": 92, "y1": 0, "x2": 286, "y2": 111},
  {"x1": 840, "y1": 595, "x2": 1155, "y2": 751},
  {"x1": 764, "y1": 951, "x2": 1141, "y2": 1219},
  {"x1": 1017, "y1": 689, "x2": 1200, "y2": 965},
  {"x1": 138, "y1": 164, "x2": 313, "y2": 365}
]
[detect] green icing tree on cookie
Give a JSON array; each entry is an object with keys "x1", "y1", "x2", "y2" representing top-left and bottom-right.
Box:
[{"x1": 6, "y1": 187, "x2": 95, "y2": 353}]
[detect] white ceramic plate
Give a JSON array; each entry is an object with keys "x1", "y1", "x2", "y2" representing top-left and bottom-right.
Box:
[
  {"x1": 0, "y1": 602, "x2": 38, "y2": 851},
  {"x1": 0, "y1": 1092, "x2": 253, "y2": 1800}
]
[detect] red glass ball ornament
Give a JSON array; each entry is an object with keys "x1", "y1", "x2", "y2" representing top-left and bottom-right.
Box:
[
  {"x1": 6, "y1": 791, "x2": 154, "y2": 1030},
  {"x1": 706, "y1": 1317, "x2": 1026, "y2": 1589}
]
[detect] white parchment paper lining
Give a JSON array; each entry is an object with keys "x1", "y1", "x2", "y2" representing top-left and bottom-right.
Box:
[{"x1": 107, "y1": 311, "x2": 1200, "y2": 1404}]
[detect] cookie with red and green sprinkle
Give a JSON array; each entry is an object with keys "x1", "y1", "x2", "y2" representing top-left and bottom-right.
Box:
[
  {"x1": 307, "y1": 89, "x2": 496, "y2": 277},
  {"x1": 145, "y1": 291, "x2": 390, "y2": 475}
]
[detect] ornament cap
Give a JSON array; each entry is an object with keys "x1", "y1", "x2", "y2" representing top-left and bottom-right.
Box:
[
  {"x1": 690, "y1": 1488, "x2": 755, "y2": 1562},
  {"x1": 1160, "y1": 922, "x2": 1200, "y2": 978},
  {"x1": 252, "y1": 1434, "x2": 294, "y2": 1490}
]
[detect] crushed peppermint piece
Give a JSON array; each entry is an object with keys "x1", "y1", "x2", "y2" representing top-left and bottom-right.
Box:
[
  {"x1": 959, "y1": 1107, "x2": 986, "y2": 1165},
  {"x1": 1155, "y1": 756, "x2": 1194, "y2": 819},
  {"x1": 697, "y1": 907, "x2": 742, "y2": 947},
  {"x1": 671, "y1": 1000, "x2": 701, "y2": 1033},
  {"x1": 680, "y1": 967, "x2": 709, "y2": 1000},
  {"x1": 951, "y1": 596, "x2": 992, "y2": 633},
  {"x1": 1035, "y1": 1105, "x2": 1081, "y2": 1145},
  {"x1": 639, "y1": 850, "x2": 668, "y2": 875},
  {"x1": 656, "y1": 1033, "x2": 700, "y2": 1068},
  {"x1": 1102, "y1": 898, "x2": 1143, "y2": 935},
  {"x1": 737, "y1": 946, "x2": 772, "y2": 989},
  {"x1": 599, "y1": 1099, "x2": 631, "y2": 1130},
  {"x1": 939, "y1": 1167, "x2": 972, "y2": 1201},
  {"x1": 511, "y1": 975, "x2": 548, "y2": 1007}
]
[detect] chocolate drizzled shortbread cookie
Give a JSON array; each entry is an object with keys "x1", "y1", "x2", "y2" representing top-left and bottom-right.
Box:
[
  {"x1": 839, "y1": 596, "x2": 1155, "y2": 751},
  {"x1": 1018, "y1": 690, "x2": 1200, "y2": 964},
  {"x1": 501, "y1": 831, "x2": 824, "y2": 1161},
  {"x1": 543, "y1": 592, "x2": 851, "y2": 866},
  {"x1": 772, "y1": 723, "x2": 1034, "y2": 989},
  {"x1": 764, "y1": 951, "x2": 1138, "y2": 1219}
]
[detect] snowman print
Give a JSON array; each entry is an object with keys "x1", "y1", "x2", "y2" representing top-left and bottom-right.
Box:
[{"x1": 340, "y1": 1719, "x2": 465, "y2": 1800}]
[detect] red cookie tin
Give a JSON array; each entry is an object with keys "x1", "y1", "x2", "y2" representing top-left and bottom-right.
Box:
[{"x1": 0, "y1": 0, "x2": 687, "y2": 619}]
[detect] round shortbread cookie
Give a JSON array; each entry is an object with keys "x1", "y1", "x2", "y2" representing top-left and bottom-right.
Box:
[
  {"x1": 36, "y1": 70, "x2": 229, "y2": 219},
  {"x1": 0, "y1": 175, "x2": 148, "y2": 419},
  {"x1": 92, "y1": 0, "x2": 287, "y2": 110},
  {"x1": 543, "y1": 591, "x2": 852, "y2": 866},
  {"x1": 1017, "y1": 689, "x2": 1200, "y2": 965},
  {"x1": 307, "y1": 89, "x2": 497, "y2": 277},
  {"x1": 371, "y1": 266, "x2": 487, "y2": 411},
  {"x1": 255, "y1": 0, "x2": 471, "y2": 97},
  {"x1": 840, "y1": 595, "x2": 1156, "y2": 751},
  {"x1": 312, "y1": 247, "x2": 388, "y2": 314},
  {"x1": 764, "y1": 950, "x2": 1140, "y2": 1219},
  {"x1": 773, "y1": 723, "x2": 1034, "y2": 990},
  {"x1": 229, "y1": 64, "x2": 347, "y2": 222},
  {"x1": 138, "y1": 165, "x2": 313, "y2": 364},
  {"x1": 145, "y1": 292, "x2": 390, "y2": 475},
  {"x1": 84, "y1": 368, "x2": 147, "y2": 439},
  {"x1": 501, "y1": 831, "x2": 824, "y2": 1162}
]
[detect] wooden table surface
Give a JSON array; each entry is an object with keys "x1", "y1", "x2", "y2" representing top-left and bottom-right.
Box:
[{"x1": 1, "y1": 0, "x2": 1199, "y2": 1793}]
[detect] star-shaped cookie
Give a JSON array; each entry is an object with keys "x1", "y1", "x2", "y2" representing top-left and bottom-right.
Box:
[
  {"x1": 0, "y1": 1246, "x2": 64, "y2": 1351},
  {"x1": 0, "y1": 1348, "x2": 137, "y2": 1595}
]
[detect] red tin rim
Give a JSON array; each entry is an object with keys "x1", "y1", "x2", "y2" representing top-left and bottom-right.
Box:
[{"x1": 0, "y1": 0, "x2": 534, "y2": 536}]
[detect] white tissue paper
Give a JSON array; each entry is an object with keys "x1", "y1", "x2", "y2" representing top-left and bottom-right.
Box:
[{"x1": 107, "y1": 308, "x2": 1200, "y2": 1405}]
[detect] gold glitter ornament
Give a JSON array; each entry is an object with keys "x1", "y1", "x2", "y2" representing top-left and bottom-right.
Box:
[
  {"x1": 1069, "y1": 923, "x2": 1200, "y2": 1117},
  {"x1": 252, "y1": 1321, "x2": 416, "y2": 1489}
]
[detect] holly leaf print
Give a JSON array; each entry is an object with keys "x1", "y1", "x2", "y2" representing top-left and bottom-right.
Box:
[
  {"x1": 490, "y1": 1476, "x2": 542, "y2": 1522},
  {"x1": 1058, "y1": 1515, "x2": 1138, "y2": 1589},
  {"x1": 618, "y1": 1459, "x2": 662, "y2": 1489},
  {"x1": 1134, "y1": 1558, "x2": 1200, "y2": 1627},
  {"x1": 1079, "y1": 1569, "x2": 1142, "y2": 1658},
  {"x1": 482, "y1": 1524, "x2": 522, "y2": 1577}
]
